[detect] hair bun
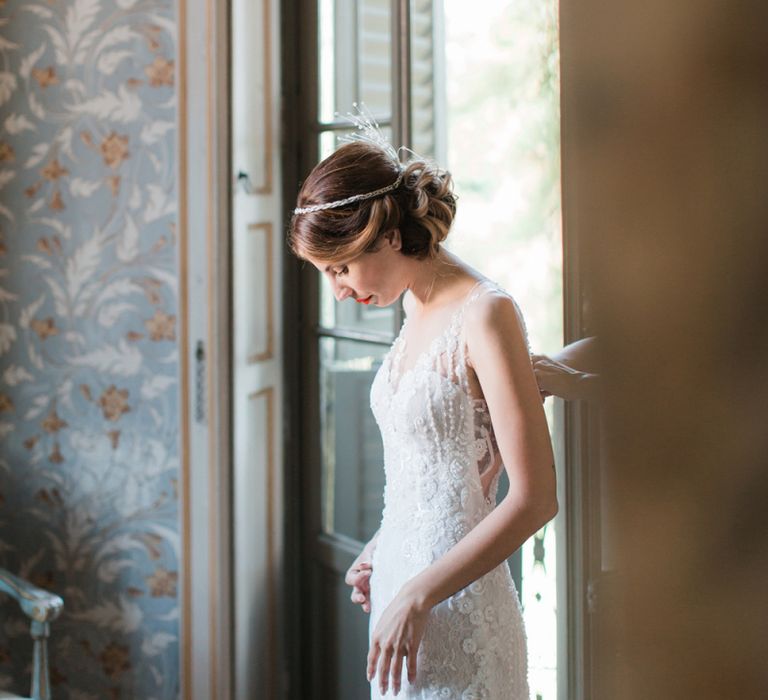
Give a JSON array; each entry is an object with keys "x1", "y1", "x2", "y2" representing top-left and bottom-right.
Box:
[{"x1": 400, "y1": 159, "x2": 457, "y2": 252}]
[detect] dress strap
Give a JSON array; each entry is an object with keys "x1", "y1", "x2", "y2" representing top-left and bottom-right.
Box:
[{"x1": 455, "y1": 278, "x2": 532, "y2": 395}]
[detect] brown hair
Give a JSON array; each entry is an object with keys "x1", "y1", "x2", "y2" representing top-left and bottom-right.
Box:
[{"x1": 288, "y1": 142, "x2": 457, "y2": 264}]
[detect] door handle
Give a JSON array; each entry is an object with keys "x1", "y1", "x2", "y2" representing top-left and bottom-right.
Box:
[
  {"x1": 235, "y1": 170, "x2": 255, "y2": 194},
  {"x1": 195, "y1": 340, "x2": 206, "y2": 424}
]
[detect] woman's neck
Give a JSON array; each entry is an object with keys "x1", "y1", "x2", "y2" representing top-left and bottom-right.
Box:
[{"x1": 405, "y1": 248, "x2": 478, "y2": 313}]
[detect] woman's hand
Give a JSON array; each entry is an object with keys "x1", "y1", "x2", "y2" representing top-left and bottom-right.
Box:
[
  {"x1": 345, "y1": 534, "x2": 377, "y2": 614},
  {"x1": 531, "y1": 353, "x2": 598, "y2": 402},
  {"x1": 367, "y1": 583, "x2": 431, "y2": 696}
]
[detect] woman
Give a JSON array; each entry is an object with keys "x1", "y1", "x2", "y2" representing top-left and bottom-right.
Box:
[{"x1": 289, "y1": 138, "x2": 557, "y2": 699}]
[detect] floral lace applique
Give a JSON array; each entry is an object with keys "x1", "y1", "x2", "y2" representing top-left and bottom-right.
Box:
[{"x1": 368, "y1": 280, "x2": 532, "y2": 699}]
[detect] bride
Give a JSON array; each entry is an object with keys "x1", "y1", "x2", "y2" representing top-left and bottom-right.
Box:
[{"x1": 290, "y1": 132, "x2": 557, "y2": 699}]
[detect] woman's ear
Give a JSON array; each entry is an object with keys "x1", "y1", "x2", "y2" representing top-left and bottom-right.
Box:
[{"x1": 385, "y1": 229, "x2": 402, "y2": 251}]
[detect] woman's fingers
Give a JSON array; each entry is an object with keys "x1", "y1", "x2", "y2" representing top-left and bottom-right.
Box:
[
  {"x1": 377, "y1": 647, "x2": 394, "y2": 695},
  {"x1": 349, "y1": 570, "x2": 371, "y2": 588},
  {"x1": 348, "y1": 560, "x2": 373, "y2": 612},
  {"x1": 367, "y1": 642, "x2": 381, "y2": 683},
  {"x1": 372, "y1": 643, "x2": 419, "y2": 693},
  {"x1": 349, "y1": 571, "x2": 371, "y2": 599},
  {"x1": 406, "y1": 648, "x2": 417, "y2": 684},
  {"x1": 346, "y1": 568, "x2": 371, "y2": 589},
  {"x1": 367, "y1": 588, "x2": 427, "y2": 691},
  {"x1": 350, "y1": 576, "x2": 372, "y2": 612},
  {"x1": 344, "y1": 561, "x2": 371, "y2": 586},
  {"x1": 390, "y1": 648, "x2": 406, "y2": 695}
]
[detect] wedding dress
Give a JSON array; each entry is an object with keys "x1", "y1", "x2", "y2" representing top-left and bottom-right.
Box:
[{"x1": 368, "y1": 279, "x2": 530, "y2": 700}]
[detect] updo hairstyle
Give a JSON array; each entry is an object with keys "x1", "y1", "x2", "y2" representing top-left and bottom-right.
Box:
[{"x1": 288, "y1": 142, "x2": 457, "y2": 264}]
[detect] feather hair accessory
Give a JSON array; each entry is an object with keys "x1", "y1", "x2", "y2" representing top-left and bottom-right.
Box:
[
  {"x1": 337, "y1": 102, "x2": 401, "y2": 163},
  {"x1": 293, "y1": 103, "x2": 404, "y2": 216}
]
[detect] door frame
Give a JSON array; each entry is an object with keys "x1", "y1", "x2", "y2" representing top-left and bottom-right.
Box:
[
  {"x1": 559, "y1": 0, "x2": 603, "y2": 694},
  {"x1": 178, "y1": 0, "x2": 234, "y2": 697},
  {"x1": 280, "y1": 1, "x2": 601, "y2": 699}
]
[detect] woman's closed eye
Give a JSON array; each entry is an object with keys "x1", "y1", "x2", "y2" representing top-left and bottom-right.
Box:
[{"x1": 335, "y1": 265, "x2": 349, "y2": 277}]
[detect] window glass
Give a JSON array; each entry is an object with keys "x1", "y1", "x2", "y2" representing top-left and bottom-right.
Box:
[
  {"x1": 358, "y1": 0, "x2": 392, "y2": 116},
  {"x1": 409, "y1": 0, "x2": 444, "y2": 160},
  {"x1": 319, "y1": 337, "x2": 387, "y2": 542},
  {"x1": 318, "y1": 0, "x2": 392, "y2": 124},
  {"x1": 443, "y1": 0, "x2": 562, "y2": 696},
  {"x1": 318, "y1": 127, "x2": 393, "y2": 159}
]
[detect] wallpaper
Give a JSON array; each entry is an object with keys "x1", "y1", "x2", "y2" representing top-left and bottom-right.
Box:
[{"x1": 0, "y1": 0, "x2": 180, "y2": 697}]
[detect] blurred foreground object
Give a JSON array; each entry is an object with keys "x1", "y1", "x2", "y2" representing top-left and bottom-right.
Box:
[
  {"x1": 561, "y1": 0, "x2": 768, "y2": 697},
  {"x1": 0, "y1": 569, "x2": 63, "y2": 700}
]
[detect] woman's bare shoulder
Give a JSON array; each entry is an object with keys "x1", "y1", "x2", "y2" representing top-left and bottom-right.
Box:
[
  {"x1": 465, "y1": 288, "x2": 527, "y2": 350},
  {"x1": 467, "y1": 287, "x2": 518, "y2": 323}
]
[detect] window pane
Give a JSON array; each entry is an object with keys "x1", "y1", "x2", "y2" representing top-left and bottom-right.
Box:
[
  {"x1": 318, "y1": 0, "x2": 392, "y2": 123},
  {"x1": 409, "y1": 0, "x2": 444, "y2": 160},
  {"x1": 443, "y1": 0, "x2": 562, "y2": 697},
  {"x1": 358, "y1": 0, "x2": 392, "y2": 116},
  {"x1": 318, "y1": 0, "x2": 337, "y2": 123},
  {"x1": 319, "y1": 337, "x2": 387, "y2": 542},
  {"x1": 318, "y1": 126, "x2": 393, "y2": 160}
]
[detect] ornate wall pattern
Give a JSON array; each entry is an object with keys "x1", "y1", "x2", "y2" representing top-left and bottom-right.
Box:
[{"x1": 0, "y1": 1, "x2": 179, "y2": 697}]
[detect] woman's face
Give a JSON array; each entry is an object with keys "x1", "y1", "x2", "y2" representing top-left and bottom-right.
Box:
[{"x1": 303, "y1": 232, "x2": 409, "y2": 308}]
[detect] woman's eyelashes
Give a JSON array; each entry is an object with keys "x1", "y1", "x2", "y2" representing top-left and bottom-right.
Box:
[{"x1": 335, "y1": 265, "x2": 349, "y2": 277}]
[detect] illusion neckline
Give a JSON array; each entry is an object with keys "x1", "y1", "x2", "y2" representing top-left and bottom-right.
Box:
[{"x1": 387, "y1": 278, "x2": 490, "y2": 391}]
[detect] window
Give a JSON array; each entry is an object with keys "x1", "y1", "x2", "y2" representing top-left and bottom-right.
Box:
[
  {"x1": 291, "y1": 2, "x2": 570, "y2": 698},
  {"x1": 442, "y1": 2, "x2": 563, "y2": 696}
]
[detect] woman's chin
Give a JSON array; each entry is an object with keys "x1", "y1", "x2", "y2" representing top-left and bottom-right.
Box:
[{"x1": 358, "y1": 294, "x2": 394, "y2": 307}]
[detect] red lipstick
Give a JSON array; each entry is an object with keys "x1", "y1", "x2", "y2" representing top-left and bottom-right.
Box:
[{"x1": 356, "y1": 295, "x2": 373, "y2": 305}]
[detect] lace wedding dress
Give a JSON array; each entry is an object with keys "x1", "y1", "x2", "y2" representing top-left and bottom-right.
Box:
[{"x1": 368, "y1": 279, "x2": 530, "y2": 700}]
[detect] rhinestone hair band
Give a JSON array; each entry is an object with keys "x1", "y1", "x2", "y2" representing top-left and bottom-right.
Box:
[
  {"x1": 293, "y1": 171, "x2": 403, "y2": 215},
  {"x1": 293, "y1": 103, "x2": 403, "y2": 216}
]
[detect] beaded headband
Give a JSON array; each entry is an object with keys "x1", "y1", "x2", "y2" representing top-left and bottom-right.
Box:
[{"x1": 293, "y1": 103, "x2": 403, "y2": 216}]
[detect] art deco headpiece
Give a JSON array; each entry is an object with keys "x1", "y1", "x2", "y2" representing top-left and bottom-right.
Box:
[{"x1": 293, "y1": 103, "x2": 404, "y2": 216}]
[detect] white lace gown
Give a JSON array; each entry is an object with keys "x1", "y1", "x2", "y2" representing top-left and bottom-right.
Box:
[{"x1": 368, "y1": 279, "x2": 530, "y2": 700}]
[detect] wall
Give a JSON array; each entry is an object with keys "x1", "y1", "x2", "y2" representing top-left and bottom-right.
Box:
[{"x1": 0, "y1": 1, "x2": 179, "y2": 697}]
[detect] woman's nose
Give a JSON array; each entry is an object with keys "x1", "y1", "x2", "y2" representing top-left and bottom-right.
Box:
[{"x1": 332, "y1": 279, "x2": 353, "y2": 302}]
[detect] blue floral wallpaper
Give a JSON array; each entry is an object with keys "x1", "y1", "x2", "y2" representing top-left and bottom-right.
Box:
[{"x1": 0, "y1": 0, "x2": 180, "y2": 697}]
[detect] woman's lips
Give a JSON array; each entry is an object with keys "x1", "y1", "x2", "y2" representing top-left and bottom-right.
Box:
[{"x1": 356, "y1": 295, "x2": 373, "y2": 305}]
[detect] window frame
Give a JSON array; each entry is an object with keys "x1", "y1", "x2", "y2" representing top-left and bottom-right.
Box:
[{"x1": 280, "y1": 2, "x2": 596, "y2": 698}]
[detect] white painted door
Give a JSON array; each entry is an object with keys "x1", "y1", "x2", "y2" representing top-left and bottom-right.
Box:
[{"x1": 231, "y1": 0, "x2": 284, "y2": 698}]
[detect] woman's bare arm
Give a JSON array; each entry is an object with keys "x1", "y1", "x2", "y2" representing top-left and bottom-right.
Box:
[
  {"x1": 550, "y1": 336, "x2": 598, "y2": 373},
  {"x1": 532, "y1": 336, "x2": 600, "y2": 402},
  {"x1": 402, "y1": 293, "x2": 558, "y2": 609}
]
